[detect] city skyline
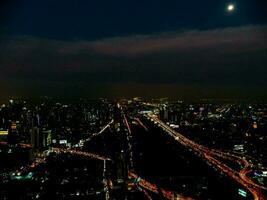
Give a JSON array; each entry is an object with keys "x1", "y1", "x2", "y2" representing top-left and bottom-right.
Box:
[
  {"x1": 1, "y1": 1, "x2": 267, "y2": 199},
  {"x1": 0, "y1": 97, "x2": 267, "y2": 199}
]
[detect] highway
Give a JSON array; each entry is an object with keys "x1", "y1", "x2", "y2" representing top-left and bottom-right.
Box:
[
  {"x1": 0, "y1": 141, "x2": 32, "y2": 148},
  {"x1": 51, "y1": 147, "x2": 112, "y2": 161},
  {"x1": 119, "y1": 105, "x2": 194, "y2": 200},
  {"x1": 135, "y1": 117, "x2": 149, "y2": 132},
  {"x1": 122, "y1": 113, "x2": 134, "y2": 170},
  {"x1": 146, "y1": 113, "x2": 267, "y2": 200},
  {"x1": 82, "y1": 119, "x2": 114, "y2": 143},
  {"x1": 129, "y1": 171, "x2": 193, "y2": 200}
]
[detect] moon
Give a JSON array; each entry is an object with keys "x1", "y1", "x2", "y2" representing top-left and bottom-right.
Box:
[{"x1": 227, "y1": 4, "x2": 235, "y2": 12}]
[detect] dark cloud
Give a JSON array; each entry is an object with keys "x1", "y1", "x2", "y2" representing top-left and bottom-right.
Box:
[
  {"x1": 0, "y1": 25, "x2": 267, "y2": 98},
  {"x1": 89, "y1": 25, "x2": 267, "y2": 56}
]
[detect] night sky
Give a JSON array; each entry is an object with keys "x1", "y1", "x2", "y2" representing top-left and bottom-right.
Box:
[{"x1": 0, "y1": 0, "x2": 267, "y2": 100}]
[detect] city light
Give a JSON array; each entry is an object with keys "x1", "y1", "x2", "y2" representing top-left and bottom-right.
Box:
[
  {"x1": 0, "y1": 131, "x2": 8, "y2": 136},
  {"x1": 0, "y1": 99, "x2": 266, "y2": 199}
]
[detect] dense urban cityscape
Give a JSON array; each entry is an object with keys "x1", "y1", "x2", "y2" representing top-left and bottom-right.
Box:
[
  {"x1": 1, "y1": 0, "x2": 267, "y2": 199},
  {"x1": 0, "y1": 97, "x2": 266, "y2": 199}
]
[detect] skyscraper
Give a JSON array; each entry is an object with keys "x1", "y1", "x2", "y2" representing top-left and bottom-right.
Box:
[{"x1": 31, "y1": 127, "x2": 40, "y2": 152}]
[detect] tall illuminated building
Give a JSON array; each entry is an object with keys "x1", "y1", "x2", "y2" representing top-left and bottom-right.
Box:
[
  {"x1": 7, "y1": 122, "x2": 18, "y2": 145},
  {"x1": 31, "y1": 127, "x2": 50, "y2": 152},
  {"x1": 31, "y1": 127, "x2": 40, "y2": 152}
]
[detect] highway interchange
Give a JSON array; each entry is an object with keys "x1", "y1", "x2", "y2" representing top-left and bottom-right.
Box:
[{"x1": 146, "y1": 113, "x2": 267, "y2": 200}]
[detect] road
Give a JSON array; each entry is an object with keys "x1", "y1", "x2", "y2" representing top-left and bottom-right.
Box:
[
  {"x1": 51, "y1": 147, "x2": 112, "y2": 161},
  {"x1": 146, "y1": 113, "x2": 267, "y2": 200},
  {"x1": 85, "y1": 120, "x2": 114, "y2": 141},
  {"x1": 129, "y1": 171, "x2": 193, "y2": 200},
  {"x1": 119, "y1": 105, "x2": 194, "y2": 200}
]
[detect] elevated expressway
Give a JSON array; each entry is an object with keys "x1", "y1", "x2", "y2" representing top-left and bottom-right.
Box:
[{"x1": 146, "y1": 113, "x2": 267, "y2": 200}]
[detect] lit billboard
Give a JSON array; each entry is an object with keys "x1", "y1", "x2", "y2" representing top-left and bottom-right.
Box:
[
  {"x1": 0, "y1": 131, "x2": 8, "y2": 136},
  {"x1": 238, "y1": 189, "x2": 247, "y2": 197}
]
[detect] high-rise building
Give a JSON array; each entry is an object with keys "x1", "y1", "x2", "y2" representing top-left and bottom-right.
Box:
[
  {"x1": 164, "y1": 109, "x2": 168, "y2": 120},
  {"x1": 7, "y1": 122, "x2": 18, "y2": 145},
  {"x1": 31, "y1": 127, "x2": 40, "y2": 152},
  {"x1": 31, "y1": 127, "x2": 50, "y2": 152}
]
